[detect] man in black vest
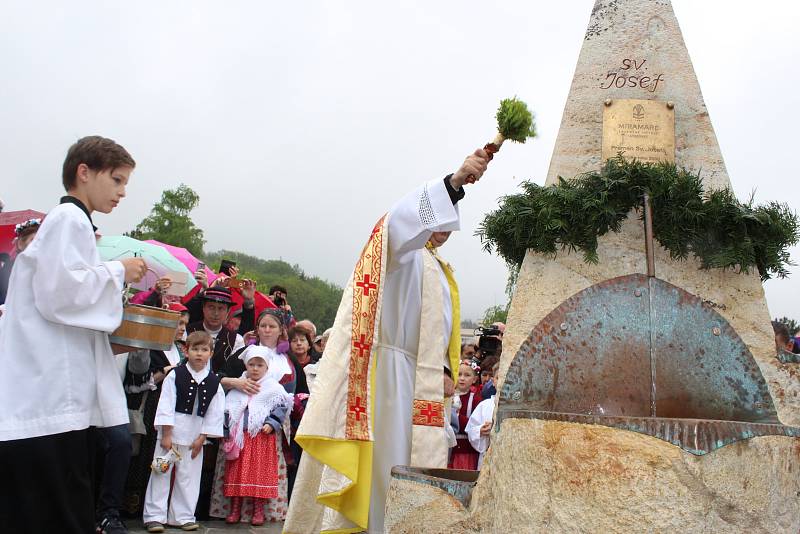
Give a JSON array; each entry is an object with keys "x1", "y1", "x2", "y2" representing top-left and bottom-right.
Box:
[
  {"x1": 185, "y1": 287, "x2": 246, "y2": 375},
  {"x1": 184, "y1": 287, "x2": 247, "y2": 520}
]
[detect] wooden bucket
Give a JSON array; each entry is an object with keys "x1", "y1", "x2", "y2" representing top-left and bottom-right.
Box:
[{"x1": 110, "y1": 304, "x2": 181, "y2": 355}]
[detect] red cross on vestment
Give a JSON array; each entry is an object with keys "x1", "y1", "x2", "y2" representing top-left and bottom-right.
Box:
[
  {"x1": 349, "y1": 396, "x2": 366, "y2": 421},
  {"x1": 353, "y1": 333, "x2": 372, "y2": 357},
  {"x1": 356, "y1": 274, "x2": 377, "y2": 296},
  {"x1": 412, "y1": 399, "x2": 444, "y2": 427},
  {"x1": 419, "y1": 402, "x2": 438, "y2": 424}
]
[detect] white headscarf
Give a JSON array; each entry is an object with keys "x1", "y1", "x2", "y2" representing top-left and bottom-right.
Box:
[
  {"x1": 226, "y1": 345, "x2": 293, "y2": 449},
  {"x1": 243, "y1": 344, "x2": 293, "y2": 382}
]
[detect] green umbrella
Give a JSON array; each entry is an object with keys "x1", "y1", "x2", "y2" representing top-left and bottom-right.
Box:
[{"x1": 96, "y1": 235, "x2": 197, "y2": 293}]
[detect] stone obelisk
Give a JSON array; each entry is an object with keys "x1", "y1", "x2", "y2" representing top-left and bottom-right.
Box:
[
  {"x1": 501, "y1": 0, "x2": 799, "y2": 425},
  {"x1": 383, "y1": 1, "x2": 800, "y2": 532}
]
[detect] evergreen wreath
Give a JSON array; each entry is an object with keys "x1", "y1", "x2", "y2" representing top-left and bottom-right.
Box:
[{"x1": 477, "y1": 156, "x2": 799, "y2": 281}]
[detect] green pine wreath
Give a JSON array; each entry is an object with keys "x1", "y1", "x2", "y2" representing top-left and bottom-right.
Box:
[{"x1": 477, "y1": 157, "x2": 799, "y2": 281}]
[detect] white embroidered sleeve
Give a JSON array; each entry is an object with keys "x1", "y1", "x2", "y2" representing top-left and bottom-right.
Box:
[{"x1": 387, "y1": 178, "x2": 461, "y2": 269}]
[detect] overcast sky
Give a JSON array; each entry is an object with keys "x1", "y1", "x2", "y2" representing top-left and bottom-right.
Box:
[{"x1": 1, "y1": 0, "x2": 798, "y2": 322}]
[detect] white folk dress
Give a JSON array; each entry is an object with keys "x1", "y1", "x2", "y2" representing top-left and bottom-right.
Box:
[{"x1": 0, "y1": 202, "x2": 128, "y2": 441}]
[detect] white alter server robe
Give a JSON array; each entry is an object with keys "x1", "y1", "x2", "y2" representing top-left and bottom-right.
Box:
[
  {"x1": 465, "y1": 395, "x2": 496, "y2": 469},
  {"x1": 0, "y1": 202, "x2": 128, "y2": 441},
  {"x1": 368, "y1": 177, "x2": 459, "y2": 532}
]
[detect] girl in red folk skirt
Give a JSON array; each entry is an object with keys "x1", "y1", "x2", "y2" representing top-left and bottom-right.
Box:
[
  {"x1": 222, "y1": 345, "x2": 292, "y2": 526},
  {"x1": 448, "y1": 360, "x2": 483, "y2": 470}
]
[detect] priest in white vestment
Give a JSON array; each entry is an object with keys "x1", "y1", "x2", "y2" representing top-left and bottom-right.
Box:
[{"x1": 285, "y1": 149, "x2": 490, "y2": 534}]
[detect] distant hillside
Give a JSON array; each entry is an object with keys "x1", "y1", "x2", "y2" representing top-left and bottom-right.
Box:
[{"x1": 205, "y1": 250, "x2": 343, "y2": 330}]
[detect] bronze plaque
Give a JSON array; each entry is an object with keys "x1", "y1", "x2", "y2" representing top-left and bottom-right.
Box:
[{"x1": 602, "y1": 99, "x2": 675, "y2": 163}]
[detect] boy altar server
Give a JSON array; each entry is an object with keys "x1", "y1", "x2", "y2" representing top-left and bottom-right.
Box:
[
  {"x1": 143, "y1": 331, "x2": 225, "y2": 533},
  {"x1": 0, "y1": 136, "x2": 146, "y2": 534}
]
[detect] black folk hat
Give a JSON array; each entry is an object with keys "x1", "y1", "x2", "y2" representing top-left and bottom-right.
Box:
[{"x1": 202, "y1": 287, "x2": 235, "y2": 307}]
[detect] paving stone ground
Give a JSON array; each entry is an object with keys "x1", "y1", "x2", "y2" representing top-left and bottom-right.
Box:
[{"x1": 126, "y1": 519, "x2": 283, "y2": 533}]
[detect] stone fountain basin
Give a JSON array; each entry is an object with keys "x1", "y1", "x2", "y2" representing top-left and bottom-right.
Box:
[
  {"x1": 389, "y1": 411, "x2": 800, "y2": 509},
  {"x1": 386, "y1": 418, "x2": 800, "y2": 533},
  {"x1": 389, "y1": 466, "x2": 479, "y2": 508},
  {"x1": 496, "y1": 408, "x2": 800, "y2": 455}
]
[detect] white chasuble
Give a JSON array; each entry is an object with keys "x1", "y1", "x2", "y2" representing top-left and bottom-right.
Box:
[
  {"x1": 0, "y1": 203, "x2": 128, "y2": 441},
  {"x1": 284, "y1": 178, "x2": 461, "y2": 534}
]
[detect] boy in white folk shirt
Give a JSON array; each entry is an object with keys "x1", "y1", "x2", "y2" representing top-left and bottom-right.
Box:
[
  {"x1": 143, "y1": 330, "x2": 225, "y2": 533},
  {"x1": 0, "y1": 136, "x2": 147, "y2": 534}
]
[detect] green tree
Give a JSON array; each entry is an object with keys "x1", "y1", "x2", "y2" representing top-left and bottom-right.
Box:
[
  {"x1": 481, "y1": 304, "x2": 508, "y2": 326},
  {"x1": 775, "y1": 317, "x2": 799, "y2": 336},
  {"x1": 128, "y1": 184, "x2": 206, "y2": 256}
]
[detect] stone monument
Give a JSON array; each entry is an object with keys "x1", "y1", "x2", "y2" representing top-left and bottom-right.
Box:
[{"x1": 383, "y1": 1, "x2": 800, "y2": 532}]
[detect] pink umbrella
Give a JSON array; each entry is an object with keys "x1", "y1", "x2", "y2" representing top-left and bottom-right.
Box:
[{"x1": 144, "y1": 240, "x2": 217, "y2": 284}]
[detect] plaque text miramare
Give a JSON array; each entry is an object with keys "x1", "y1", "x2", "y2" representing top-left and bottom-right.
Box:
[{"x1": 602, "y1": 99, "x2": 675, "y2": 164}]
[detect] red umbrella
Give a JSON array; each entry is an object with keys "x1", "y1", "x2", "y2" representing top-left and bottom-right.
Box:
[{"x1": 0, "y1": 209, "x2": 46, "y2": 253}]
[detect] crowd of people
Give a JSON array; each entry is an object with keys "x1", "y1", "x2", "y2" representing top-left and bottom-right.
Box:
[
  {"x1": 0, "y1": 135, "x2": 497, "y2": 534},
  {"x1": 0, "y1": 136, "x2": 798, "y2": 534}
]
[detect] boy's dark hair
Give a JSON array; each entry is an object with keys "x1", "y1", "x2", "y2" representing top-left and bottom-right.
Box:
[
  {"x1": 62, "y1": 135, "x2": 136, "y2": 191},
  {"x1": 186, "y1": 330, "x2": 213, "y2": 350},
  {"x1": 269, "y1": 285, "x2": 288, "y2": 296}
]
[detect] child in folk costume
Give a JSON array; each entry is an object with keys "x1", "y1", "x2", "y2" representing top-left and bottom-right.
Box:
[
  {"x1": 209, "y1": 308, "x2": 307, "y2": 522},
  {"x1": 143, "y1": 331, "x2": 225, "y2": 533},
  {"x1": 449, "y1": 360, "x2": 483, "y2": 470},
  {"x1": 223, "y1": 345, "x2": 293, "y2": 526},
  {"x1": 124, "y1": 303, "x2": 190, "y2": 515},
  {"x1": 465, "y1": 394, "x2": 496, "y2": 470}
]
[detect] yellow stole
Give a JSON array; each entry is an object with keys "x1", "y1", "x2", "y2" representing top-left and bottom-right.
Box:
[{"x1": 426, "y1": 241, "x2": 462, "y2": 376}]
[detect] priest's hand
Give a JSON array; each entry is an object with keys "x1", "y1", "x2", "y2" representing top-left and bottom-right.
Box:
[
  {"x1": 190, "y1": 434, "x2": 205, "y2": 459},
  {"x1": 443, "y1": 373, "x2": 455, "y2": 397},
  {"x1": 262, "y1": 424, "x2": 274, "y2": 435},
  {"x1": 122, "y1": 258, "x2": 147, "y2": 283},
  {"x1": 450, "y1": 148, "x2": 490, "y2": 189}
]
